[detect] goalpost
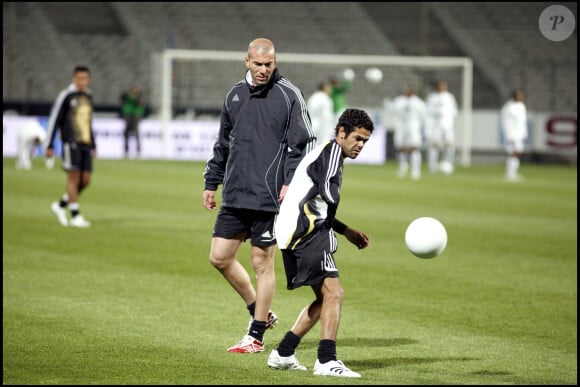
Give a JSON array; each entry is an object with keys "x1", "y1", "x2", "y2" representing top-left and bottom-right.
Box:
[{"x1": 155, "y1": 49, "x2": 473, "y2": 166}]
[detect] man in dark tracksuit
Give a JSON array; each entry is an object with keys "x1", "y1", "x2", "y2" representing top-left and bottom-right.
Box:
[
  {"x1": 46, "y1": 65, "x2": 96, "y2": 228},
  {"x1": 203, "y1": 38, "x2": 316, "y2": 353}
]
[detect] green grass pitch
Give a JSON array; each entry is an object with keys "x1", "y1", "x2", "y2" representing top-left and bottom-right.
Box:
[{"x1": 3, "y1": 156, "x2": 577, "y2": 385}]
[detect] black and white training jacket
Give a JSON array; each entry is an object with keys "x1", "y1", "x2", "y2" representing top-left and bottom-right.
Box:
[
  {"x1": 45, "y1": 83, "x2": 96, "y2": 150},
  {"x1": 274, "y1": 140, "x2": 348, "y2": 250}
]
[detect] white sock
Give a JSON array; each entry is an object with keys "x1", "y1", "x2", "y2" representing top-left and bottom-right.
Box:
[
  {"x1": 512, "y1": 157, "x2": 520, "y2": 176},
  {"x1": 398, "y1": 152, "x2": 409, "y2": 175},
  {"x1": 428, "y1": 148, "x2": 439, "y2": 173},
  {"x1": 506, "y1": 156, "x2": 519, "y2": 177},
  {"x1": 446, "y1": 147, "x2": 455, "y2": 164},
  {"x1": 411, "y1": 150, "x2": 422, "y2": 176}
]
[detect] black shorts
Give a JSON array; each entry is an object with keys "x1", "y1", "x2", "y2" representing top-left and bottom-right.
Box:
[
  {"x1": 124, "y1": 116, "x2": 140, "y2": 133},
  {"x1": 61, "y1": 142, "x2": 93, "y2": 172},
  {"x1": 281, "y1": 228, "x2": 340, "y2": 290},
  {"x1": 212, "y1": 206, "x2": 277, "y2": 247}
]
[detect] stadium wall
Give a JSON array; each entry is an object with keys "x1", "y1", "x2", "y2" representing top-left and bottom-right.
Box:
[{"x1": 3, "y1": 110, "x2": 576, "y2": 165}]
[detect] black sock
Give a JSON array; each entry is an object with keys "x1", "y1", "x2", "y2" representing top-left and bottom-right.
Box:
[
  {"x1": 59, "y1": 199, "x2": 68, "y2": 208},
  {"x1": 277, "y1": 331, "x2": 301, "y2": 357},
  {"x1": 248, "y1": 320, "x2": 266, "y2": 342},
  {"x1": 318, "y1": 339, "x2": 337, "y2": 364},
  {"x1": 246, "y1": 301, "x2": 256, "y2": 318},
  {"x1": 71, "y1": 209, "x2": 79, "y2": 217}
]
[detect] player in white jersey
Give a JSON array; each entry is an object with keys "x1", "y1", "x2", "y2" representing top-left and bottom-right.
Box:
[
  {"x1": 15, "y1": 119, "x2": 47, "y2": 170},
  {"x1": 390, "y1": 87, "x2": 427, "y2": 180},
  {"x1": 267, "y1": 109, "x2": 373, "y2": 378},
  {"x1": 425, "y1": 80, "x2": 458, "y2": 174},
  {"x1": 307, "y1": 81, "x2": 335, "y2": 147},
  {"x1": 500, "y1": 89, "x2": 528, "y2": 182}
]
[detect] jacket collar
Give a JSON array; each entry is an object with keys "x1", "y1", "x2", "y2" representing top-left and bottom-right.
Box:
[
  {"x1": 245, "y1": 68, "x2": 281, "y2": 94},
  {"x1": 67, "y1": 83, "x2": 92, "y2": 95}
]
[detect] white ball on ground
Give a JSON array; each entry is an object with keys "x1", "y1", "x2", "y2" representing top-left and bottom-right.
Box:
[
  {"x1": 439, "y1": 161, "x2": 454, "y2": 175},
  {"x1": 365, "y1": 67, "x2": 383, "y2": 84},
  {"x1": 45, "y1": 157, "x2": 55, "y2": 170}
]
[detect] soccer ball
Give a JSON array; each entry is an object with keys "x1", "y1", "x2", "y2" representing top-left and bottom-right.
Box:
[
  {"x1": 365, "y1": 67, "x2": 383, "y2": 84},
  {"x1": 45, "y1": 156, "x2": 55, "y2": 170},
  {"x1": 343, "y1": 68, "x2": 355, "y2": 81},
  {"x1": 405, "y1": 217, "x2": 447, "y2": 259},
  {"x1": 439, "y1": 160, "x2": 454, "y2": 175}
]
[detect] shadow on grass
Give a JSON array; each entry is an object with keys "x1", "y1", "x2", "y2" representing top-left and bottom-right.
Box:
[
  {"x1": 346, "y1": 356, "x2": 482, "y2": 371},
  {"x1": 296, "y1": 337, "x2": 484, "y2": 372},
  {"x1": 298, "y1": 337, "x2": 418, "y2": 349},
  {"x1": 470, "y1": 370, "x2": 512, "y2": 376}
]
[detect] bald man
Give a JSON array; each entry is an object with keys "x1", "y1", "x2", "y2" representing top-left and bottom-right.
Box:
[{"x1": 203, "y1": 38, "x2": 316, "y2": 353}]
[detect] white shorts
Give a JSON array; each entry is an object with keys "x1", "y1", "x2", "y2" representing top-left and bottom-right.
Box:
[
  {"x1": 394, "y1": 126, "x2": 422, "y2": 149},
  {"x1": 426, "y1": 122, "x2": 454, "y2": 146},
  {"x1": 505, "y1": 139, "x2": 525, "y2": 154}
]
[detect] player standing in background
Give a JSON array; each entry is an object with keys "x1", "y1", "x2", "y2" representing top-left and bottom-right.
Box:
[
  {"x1": 425, "y1": 80, "x2": 458, "y2": 174},
  {"x1": 307, "y1": 81, "x2": 335, "y2": 147},
  {"x1": 329, "y1": 68, "x2": 354, "y2": 121},
  {"x1": 120, "y1": 85, "x2": 145, "y2": 159},
  {"x1": 15, "y1": 120, "x2": 47, "y2": 171},
  {"x1": 267, "y1": 109, "x2": 372, "y2": 378},
  {"x1": 500, "y1": 89, "x2": 528, "y2": 182},
  {"x1": 203, "y1": 38, "x2": 316, "y2": 353},
  {"x1": 390, "y1": 87, "x2": 427, "y2": 180},
  {"x1": 45, "y1": 65, "x2": 96, "y2": 228}
]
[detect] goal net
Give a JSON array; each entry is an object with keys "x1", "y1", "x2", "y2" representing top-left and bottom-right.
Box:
[{"x1": 152, "y1": 49, "x2": 473, "y2": 165}]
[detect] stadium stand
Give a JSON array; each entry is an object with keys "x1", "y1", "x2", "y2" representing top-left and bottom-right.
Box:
[
  {"x1": 3, "y1": 2, "x2": 576, "y2": 116},
  {"x1": 431, "y1": 2, "x2": 577, "y2": 113},
  {"x1": 359, "y1": 1, "x2": 501, "y2": 108}
]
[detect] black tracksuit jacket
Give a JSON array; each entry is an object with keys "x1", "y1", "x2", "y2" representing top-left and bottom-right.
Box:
[
  {"x1": 46, "y1": 83, "x2": 96, "y2": 150},
  {"x1": 203, "y1": 68, "x2": 316, "y2": 213}
]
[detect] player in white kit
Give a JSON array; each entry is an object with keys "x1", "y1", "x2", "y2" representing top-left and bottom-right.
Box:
[
  {"x1": 15, "y1": 120, "x2": 47, "y2": 170},
  {"x1": 307, "y1": 81, "x2": 335, "y2": 147},
  {"x1": 390, "y1": 87, "x2": 427, "y2": 180},
  {"x1": 425, "y1": 80, "x2": 458, "y2": 174},
  {"x1": 500, "y1": 89, "x2": 528, "y2": 182}
]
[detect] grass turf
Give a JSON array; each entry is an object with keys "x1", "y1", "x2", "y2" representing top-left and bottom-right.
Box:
[{"x1": 3, "y1": 156, "x2": 577, "y2": 385}]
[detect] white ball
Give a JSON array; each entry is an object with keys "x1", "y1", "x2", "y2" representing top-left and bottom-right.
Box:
[
  {"x1": 405, "y1": 217, "x2": 447, "y2": 259},
  {"x1": 45, "y1": 156, "x2": 55, "y2": 170},
  {"x1": 439, "y1": 161, "x2": 454, "y2": 175},
  {"x1": 365, "y1": 67, "x2": 383, "y2": 84},
  {"x1": 343, "y1": 68, "x2": 355, "y2": 81}
]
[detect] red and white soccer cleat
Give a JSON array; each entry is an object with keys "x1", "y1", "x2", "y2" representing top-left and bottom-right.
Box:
[{"x1": 226, "y1": 334, "x2": 264, "y2": 353}]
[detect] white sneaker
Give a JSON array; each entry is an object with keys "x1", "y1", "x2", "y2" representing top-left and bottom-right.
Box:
[
  {"x1": 51, "y1": 202, "x2": 68, "y2": 226},
  {"x1": 70, "y1": 214, "x2": 91, "y2": 228},
  {"x1": 313, "y1": 359, "x2": 361, "y2": 378},
  {"x1": 505, "y1": 174, "x2": 524, "y2": 182},
  {"x1": 267, "y1": 349, "x2": 307, "y2": 370}
]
